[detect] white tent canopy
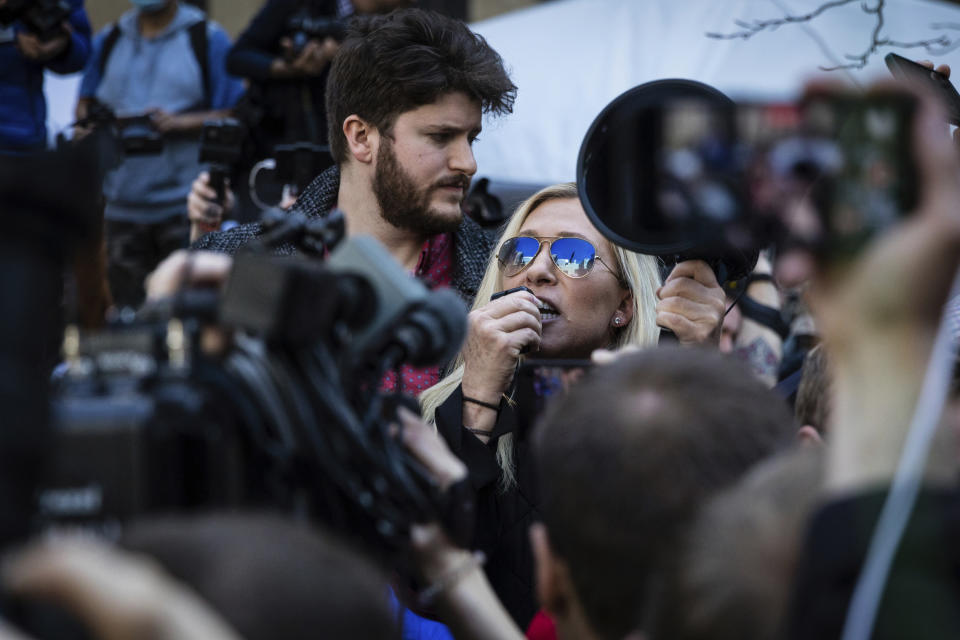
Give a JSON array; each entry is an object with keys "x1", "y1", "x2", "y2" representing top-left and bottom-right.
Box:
[
  {"x1": 44, "y1": 0, "x2": 960, "y2": 181},
  {"x1": 469, "y1": 0, "x2": 960, "y2": 184}
]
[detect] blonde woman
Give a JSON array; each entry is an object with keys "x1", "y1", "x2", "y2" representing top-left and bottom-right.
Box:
[{"x1": 418, "y1": 182, "x2": 726, "y2": 627}]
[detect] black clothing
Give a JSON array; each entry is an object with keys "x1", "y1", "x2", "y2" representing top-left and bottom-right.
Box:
[
  {"x1": 228, "y1": 0, "x2": 339, "y2": 80},
  {"x1": 227, "y1": 0, "x2": 339, "y2": 149},
  {"x1": 192, "y1": 165, "x2": 497, "y2": 306},
  {"x1": 787, "y1": 488, "x2": 960, "y2": 640},
  {"x1": 107, "y1": 216, "x2": 189, "y2": 309},
  {"x1": 435, "y1": 385, "x2": 540, "y2": 629}
]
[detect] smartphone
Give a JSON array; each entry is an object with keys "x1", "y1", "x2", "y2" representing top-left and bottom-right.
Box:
[
  {"x1": 802, "y1": 92, "x2": 918, "y2": 257},
  {"x1": 513, "y1": 359, "x2": 592, "y2": 432},
  {"x1": 658, "y1": 94, "x2": 917, "y2": 259},
  {"x1": 885, "y1": 53, "x2": 960, "y2": 126}
]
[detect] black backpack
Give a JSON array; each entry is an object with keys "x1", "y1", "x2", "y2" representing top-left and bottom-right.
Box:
[{"x1": 97, "y1": 19, "x2": 211, "y2": 108}]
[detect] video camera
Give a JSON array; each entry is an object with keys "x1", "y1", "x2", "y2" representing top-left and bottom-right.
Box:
[
  {"x1": 577, "y1": 80, "x2": 919, "y2": 279},
  {"x1": 0, "y1": 141, "x2": 473, "y2": 564},
  {"x1": 43, "y1": 222, "x2": 470, "y2": 556},
  {"x1": 0, "y1": 0, "x2": 71, "y2": 41}
]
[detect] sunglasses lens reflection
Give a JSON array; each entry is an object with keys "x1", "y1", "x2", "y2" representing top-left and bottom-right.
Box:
[
  {"x1": 497, "y1": 237, "x2": 599, "y2": 278},
  {"x1": 549, "y1": 238, "x2": 596, "y2": 278},
  {"x1": 498, "y1": 237, "x2": 541, "y2": 276}
]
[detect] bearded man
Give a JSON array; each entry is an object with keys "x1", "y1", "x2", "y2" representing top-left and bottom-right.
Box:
[{"x1": 193, "y1": 8, "x2": 516, "y2": 394}]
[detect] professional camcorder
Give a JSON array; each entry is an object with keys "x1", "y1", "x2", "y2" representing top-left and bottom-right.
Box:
[
  {"x1": 0, "y1": 144, "x2": 473, "y2": 562},
  {"x1": 0, "y1": 0, "x2": 71, "y2": 41},
  {"x1": 578, "y1": 80, "x2": 919, "y2": 277},
  {"x1": 45, "y1": 218, "x2": 471, "y2": 555}
]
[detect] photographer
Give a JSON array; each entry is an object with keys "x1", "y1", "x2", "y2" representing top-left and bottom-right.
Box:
[
  {"x1": 0, "y1": 0, "x2": 91, "y2": 154},
  {"x1": 76, "y1": 0, "x2": 244, "y2": 308},
  {"x1": 227, "y1": 0, "x2": 411, "y2": 159}
]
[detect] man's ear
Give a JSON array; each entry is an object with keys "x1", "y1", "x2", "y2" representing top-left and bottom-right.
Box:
[
  {"x1": 531, "y1": 523, "x2": 573, "y2": 618},
  {"x1": 342, "y1": 114, "x2": 376, "y2": 165}
]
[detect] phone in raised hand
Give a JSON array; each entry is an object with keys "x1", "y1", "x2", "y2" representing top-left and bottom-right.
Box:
[{"x1": 885, "y1": 53, "x2": 960, "y2": 126}]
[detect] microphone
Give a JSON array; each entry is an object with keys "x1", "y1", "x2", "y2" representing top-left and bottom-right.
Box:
[{"x1": 385, "y1": 289, "x2": 467, "y2": 368}]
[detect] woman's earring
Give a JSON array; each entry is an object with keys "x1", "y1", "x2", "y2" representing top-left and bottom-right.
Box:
[{"x1": 613, "y1": 316, "x2": 623, "y2": 327}]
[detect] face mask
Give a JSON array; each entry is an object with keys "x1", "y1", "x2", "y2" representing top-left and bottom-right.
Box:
[{"x1": 130, "y1": 0, "x2": 169, "y2": 12}]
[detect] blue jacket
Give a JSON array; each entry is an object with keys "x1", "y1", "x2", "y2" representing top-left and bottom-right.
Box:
[
  {"x1": 0, "y1": 0, "x2": 91, "y2": 152},
  {"x1": 79, "y1": 4, "x2": 244, "y2": 222}
]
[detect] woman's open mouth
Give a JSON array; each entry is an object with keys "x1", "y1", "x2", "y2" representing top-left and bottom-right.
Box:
[{"x1": 537, "y1": 300, "x2": 560, "y2": 322}]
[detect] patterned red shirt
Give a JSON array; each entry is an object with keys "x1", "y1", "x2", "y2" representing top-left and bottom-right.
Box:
[{"x1": 379, "y1": 232, "x2": 455, "y2": 396}]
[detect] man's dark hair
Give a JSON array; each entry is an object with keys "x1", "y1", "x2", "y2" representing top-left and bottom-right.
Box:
[
  {"x1": 534, "y1": 347, "x2": 794, "y2": 640},
  {"x1": 326, "y1": 8, "x2": 516, "y2": 163},
  {"x1": 122, "y1": 513, "x2": 398, "y2": 640}
]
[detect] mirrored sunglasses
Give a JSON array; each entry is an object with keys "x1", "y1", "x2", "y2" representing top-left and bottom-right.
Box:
[{"x1": 496, "y1": 236, "x2": 618, "y2": 280}]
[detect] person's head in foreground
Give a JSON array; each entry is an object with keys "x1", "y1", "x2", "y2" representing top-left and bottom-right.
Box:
[
  {"x1": 531, "y1": 347, "x2": 795, "y2": 640},
  {"x1": 122, "y1": 513, "x2": 398, "y2": 640},
  {"x1": 653, "y1": 447, "x2": 823, "y2": 640}
]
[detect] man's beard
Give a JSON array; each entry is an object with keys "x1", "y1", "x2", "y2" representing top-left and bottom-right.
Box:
[{"x1": 372, "y1": 136, "x2": 468, "y2": 236}]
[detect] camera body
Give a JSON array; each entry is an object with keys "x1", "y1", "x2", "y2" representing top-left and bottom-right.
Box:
[
  {"x1": 70, "y1": 101, "x2": 165, "y2": 159},
  {"x1": 199, "y1": 119, "x2": 246, "y2": 167},
  {"x1": 199, "y1": 118, "x2": 247, "y2": 202},
  {"x1": 285, "y1": 12, "x2": 348, "y2": 60},
  {"x1": 0, "y1": 0, "x2": 71, "y2": 41},
  {"x1": 44, "y1": 314, "x2": 294, "y2": 534},
  {"x1": 41, "y1": 233, "x2": 468, "y2": 551},
  {"x1": 116, "y1": 116, "x2": 165, "y2": 156},
  {"x1": 275, "y1": 142, "x2": 334, "y2": 196}
]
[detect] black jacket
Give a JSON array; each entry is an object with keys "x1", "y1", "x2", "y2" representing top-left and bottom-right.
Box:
[
  {"x1": 787, "y1": 488, "x2": 960, "y2": 640},
  {"x1": 226, "y1": 0, "x2": 339, "y2": 146},
  {"x1": 192, "y1": 165, "x2": 497, "y2": 305},
  {"x1": 435, "y1": 385, "x2": 541, "y2": 629}
]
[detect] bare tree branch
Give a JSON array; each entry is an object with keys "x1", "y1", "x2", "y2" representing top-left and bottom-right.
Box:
[
  {"x1": 706, "y1": 0, "x2": 859, "y2": 40},
  {"x1": 706, "y1": 0, "x2": 960, "y2": 71}
]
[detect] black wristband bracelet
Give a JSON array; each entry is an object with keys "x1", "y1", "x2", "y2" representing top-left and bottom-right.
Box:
[
  {"x1": 463, "y1": 395, "x2": 500, "y2": 412},
  {"x1": 746, "y1": 272, "x2": 775, "y2": 285}
]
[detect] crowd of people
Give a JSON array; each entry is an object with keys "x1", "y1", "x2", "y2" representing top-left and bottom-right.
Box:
[{"x1": 1, "y1": 1, "x2": 960, "y2": 639}]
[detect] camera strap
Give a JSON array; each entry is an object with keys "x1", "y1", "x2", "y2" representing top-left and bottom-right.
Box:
[{"x1": 738, "y1": 295, "x2": 790, "y2": 340}]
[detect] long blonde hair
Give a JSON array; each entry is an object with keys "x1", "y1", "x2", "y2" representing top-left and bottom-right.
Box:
[{"x1": 420, "y1": 183, "x2": 662, "y2": 489}]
